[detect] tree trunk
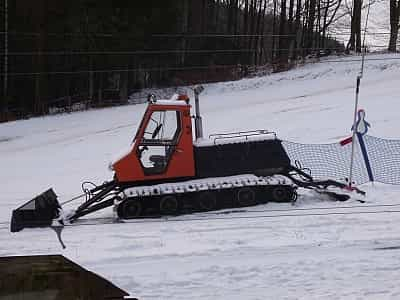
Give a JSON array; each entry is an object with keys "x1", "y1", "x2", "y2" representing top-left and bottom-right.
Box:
[
  {"x1": 233, "y1": 0, "x2": 239, "y2": 36},
  {"x1": 120, "y1": 70, "x2": 128, "y2": 104},
  {"x1": 347, "y1": 0, "x2": 362, "y2": 52},
  {"x1": 258, "y1": 0, "x2": 268, "y2": 65},
  {"x1": 243, "y1": 0, "x2": 249, "y2": 63},
  {"x1": 248, "y1": 0, "x2": 256, "y2": 63},
  {"x1": 272, "y1": 0, "x2": 278, "y2": 60},
  {"x1": 201, "y1": 0, "x2": 208, "y2": 34},
  {"x1": 306, "y1": 0, "x2": 316, "y2": 52},
  {"x1": 302, "y1": 0, "x2": 310, "y2": 52},
  {"x1": 316, "y1": 0, "x2": 321, "y2": 53},
  {"x1": 244, "y1": 0, "x2": 249, "y2": 35},
  {"x1": 321, "y1": 0, "x2": 331, "y2": 49},
  {"x1": 355, "y1": 0, "x2": 362, "y2": 52},
  {"x1": 254, "y1": 0, "x2": 264, "y2": 65},
  {"x1": 227, "y1": 0, "x2": 233, "y2": 34},
  {"x1": 294, "y1": 0, "x2": 302, "y2": 59},
  {"x1": 97, "y1": 74, "x2": 103, "y2": 106},
  {"x1": 34, "y1": 0, "x2": 48, "y2": 115},
  {"x1": 215, "y1": 0, "x2": 220, "y2": 33},
  {"x1": 278, "y1": 0, "x2": 288, "y2": 70},
  {"x1": 288, "y1": 0, "x2": 295, "y2": 59},
  {"x1": 179, "y1": 0, "x2": 189, "y2": 65},
  {"x1": 389, "y1": 0, "x2": 400, "y2": 52}
]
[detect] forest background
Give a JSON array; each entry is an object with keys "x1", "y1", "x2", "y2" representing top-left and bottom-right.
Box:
[{"x1": 0, "y1": 0, "x2": 399, "y2": 120}]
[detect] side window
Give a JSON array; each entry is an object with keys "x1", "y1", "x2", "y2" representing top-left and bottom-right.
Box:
[
  {"x1": 143, "y1": 110, "x2": 179, "y2": 142},
  {"x1": 137, "y1": 110, "x2": 181, "y2": 175}
]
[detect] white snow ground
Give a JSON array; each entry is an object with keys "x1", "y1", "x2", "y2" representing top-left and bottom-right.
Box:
[{"x1": 1, "y1": 53, "x2": 400, "y2": 299}]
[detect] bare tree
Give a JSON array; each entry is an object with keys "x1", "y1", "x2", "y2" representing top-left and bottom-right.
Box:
[{"x1": 315, "y1": 0, "x2": 342, "y2": 49}]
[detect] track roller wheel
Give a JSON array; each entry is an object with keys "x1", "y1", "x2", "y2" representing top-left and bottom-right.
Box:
[
  {"x1": 197, "y1": 191, "x2": 217, "y2": 211},
  {"x1": 160, "y1": 195, "x2": 179, "y2": 215},
  {"x1": 119, "y1": 198, "x2": 142, "y2": 219},
  {"x1": 236, "y1": 187, "x2": 257, "y2": 207},
  {"x1": 271, "y1": 186, "x2": 289, "y2": 202}
]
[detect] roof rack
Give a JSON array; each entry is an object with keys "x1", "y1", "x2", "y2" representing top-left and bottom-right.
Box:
[{"x1": 209, "y1": 130, "x2": 277, "y2": 145}]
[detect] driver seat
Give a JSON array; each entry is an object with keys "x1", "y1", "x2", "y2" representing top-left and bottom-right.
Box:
[{"x1": 149, "y1": 155, "x2": 167, "y2": 173}]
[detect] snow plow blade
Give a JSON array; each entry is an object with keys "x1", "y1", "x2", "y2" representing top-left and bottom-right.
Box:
[{"x1": 10, "y1": 189, "x2": 61, "y2": 232}]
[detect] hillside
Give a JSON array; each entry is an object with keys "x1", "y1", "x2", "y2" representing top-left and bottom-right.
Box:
[{"x1": 1, "y1": 53, "x2": 400, "y2": 299}]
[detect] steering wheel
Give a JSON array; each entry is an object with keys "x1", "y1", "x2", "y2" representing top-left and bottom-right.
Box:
[{"x1": 152, "y1": 124, "x2": 163, "y2": 139}]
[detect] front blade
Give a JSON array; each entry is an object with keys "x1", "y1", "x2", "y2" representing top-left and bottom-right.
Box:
[{"x1": 10, "y1": 189, "x2": 61, "y2": 232}]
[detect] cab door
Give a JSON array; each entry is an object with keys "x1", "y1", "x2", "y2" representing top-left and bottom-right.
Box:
[
  {"x1": 113, "y1": 104, "x2": 195, "y2": 183},
  {"x1": 137, "y1": 109, "x2": 182, "y2": 175}
]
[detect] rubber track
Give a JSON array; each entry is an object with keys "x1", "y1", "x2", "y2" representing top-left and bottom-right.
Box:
[{"x1": 117, "y1": 174, "x2": 297, "y2": 219}]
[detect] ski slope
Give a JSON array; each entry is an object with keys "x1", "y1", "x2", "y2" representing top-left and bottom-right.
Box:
[{"x1": 1, "y1": 53, "x2": 400, "y2": 299}]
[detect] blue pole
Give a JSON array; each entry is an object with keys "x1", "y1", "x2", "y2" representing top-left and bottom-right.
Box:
[{"x1": 356, "y1": 132, "x2": 374, "y2": 182}]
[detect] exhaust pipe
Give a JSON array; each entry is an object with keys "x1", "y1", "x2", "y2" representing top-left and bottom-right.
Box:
[{"x1": 193, "y1": 85, "x2": 204, "y2": 140}]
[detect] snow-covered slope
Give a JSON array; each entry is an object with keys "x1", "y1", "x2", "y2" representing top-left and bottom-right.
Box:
[{"x1": 1, "y1": 53, "x2": 400, "y2": 299}]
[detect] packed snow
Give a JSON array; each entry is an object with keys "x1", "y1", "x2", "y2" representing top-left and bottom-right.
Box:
[{"x1": 1, "y1": 53, "x2": 400, "y2": 299}]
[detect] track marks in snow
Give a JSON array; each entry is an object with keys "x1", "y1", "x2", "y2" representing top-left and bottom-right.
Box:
[
  {"x1": 0, "y1": 123, "x2": 135, "y2": 154},
  {"x1": 0, "y1": 136, "x2": 20, "y2": 143},
  {"x1": 88, "y1": 242, "x2": 400, "y2": 300}
]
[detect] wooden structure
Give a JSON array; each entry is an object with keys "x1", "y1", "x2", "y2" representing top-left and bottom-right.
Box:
[{"x1": 0, "y1": 255, "x2": 136, "y2": 300}]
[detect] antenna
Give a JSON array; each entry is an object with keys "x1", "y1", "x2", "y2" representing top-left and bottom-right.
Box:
[{"x1": 348, "y1": 1, "x2": 371, "y2": 188}]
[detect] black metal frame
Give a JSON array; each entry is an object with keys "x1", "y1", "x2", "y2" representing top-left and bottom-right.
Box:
[
  {"x1": 68, "y1": 180, "x2": 119, "y2": 221},
  {"x1": 209, "y1": 130, "x2": 277, "y2": 145}
]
